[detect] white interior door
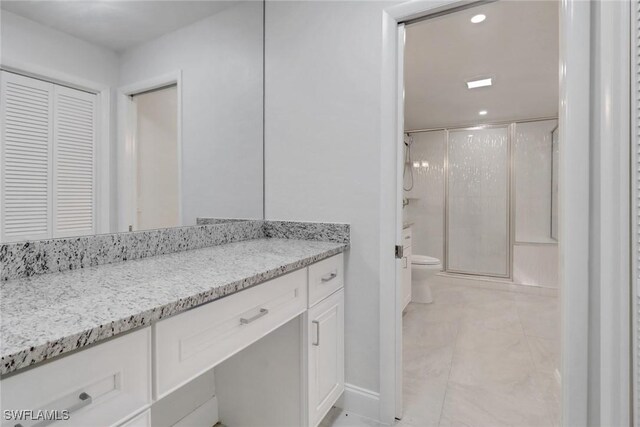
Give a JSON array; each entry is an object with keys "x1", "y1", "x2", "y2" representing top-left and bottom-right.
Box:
[{"x1": 133, "y1": 85, "x2": 179, "y2": 231}]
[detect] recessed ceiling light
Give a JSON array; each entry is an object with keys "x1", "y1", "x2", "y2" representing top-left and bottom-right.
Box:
[
  {"x1": 471, "y1": 14, "x2": 486, "y2": 24},
  {"x1": 479, "y1": 110, "x2": 488, "y2": 116},
  {"x1": 467, "y1": 78, "x2": 492, "y2": 89}
]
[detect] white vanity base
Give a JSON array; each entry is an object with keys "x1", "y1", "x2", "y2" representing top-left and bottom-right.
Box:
[{"x1": 1, "y1": 253, "x2": 345, "y2": 427}]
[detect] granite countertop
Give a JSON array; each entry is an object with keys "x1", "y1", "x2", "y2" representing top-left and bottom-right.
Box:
[{"x1": 1, "y1": 238, "x2": 347, "y2": 375}]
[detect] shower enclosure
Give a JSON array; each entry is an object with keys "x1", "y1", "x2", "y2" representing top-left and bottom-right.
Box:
[
  {"x1": 446, "y1": 126, "x2": 510, "y2": 277},
  {"x1": 404, "y1": 118, "x2": 558, "y2": 282}
]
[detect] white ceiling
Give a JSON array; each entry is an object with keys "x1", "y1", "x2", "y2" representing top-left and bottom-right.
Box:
[
  {"x1": 404, "y1": 0, "x2": 559, "y2": 130},
  {"x1": 0, "y1": 1, "x2": 239, "y2": 53}
]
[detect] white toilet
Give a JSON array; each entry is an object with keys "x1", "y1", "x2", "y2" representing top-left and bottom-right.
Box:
[{"x1": 411, "y1": 255, "x2": 442, "y2": 304}]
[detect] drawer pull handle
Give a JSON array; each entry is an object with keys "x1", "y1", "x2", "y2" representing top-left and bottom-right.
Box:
[
  {"x1": 321, "y1": 272, "x2": 338, "y2": 282},
  {"x1": 22, "y1": 392, "x2": 93, "y2": 427},
  {"x1": 312, "y1": 320, "x2": 320, "y2": 346},
  {"x1": 240, "y1": 308, "x2": 269, "y2": 325}
]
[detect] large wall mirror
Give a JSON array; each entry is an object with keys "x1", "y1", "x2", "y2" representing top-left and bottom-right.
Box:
[{"x1": 0, "y1": 1, "x2": 264, "y2": 243}]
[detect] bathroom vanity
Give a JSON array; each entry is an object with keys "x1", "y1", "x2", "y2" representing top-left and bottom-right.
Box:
[{"x1": 0, "y1": 221, "x2": 348, "y2": 427}]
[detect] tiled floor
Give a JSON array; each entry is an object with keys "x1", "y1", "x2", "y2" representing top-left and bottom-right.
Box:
[
  {"x1": 321, "y1": 278, "x2": 561, "y2": 427},
  {"x1": 399, "y1": 279, "x2": 560, "y2": 427}
]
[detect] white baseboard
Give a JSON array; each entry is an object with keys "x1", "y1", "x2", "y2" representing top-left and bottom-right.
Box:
[{"x1": 335, "y1": 383, "x2": 380, "y2": 422}]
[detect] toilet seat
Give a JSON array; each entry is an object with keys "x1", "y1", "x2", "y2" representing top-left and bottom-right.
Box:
[{"x1": 411, "y1": 255, "x2": 440, "y2": 266}]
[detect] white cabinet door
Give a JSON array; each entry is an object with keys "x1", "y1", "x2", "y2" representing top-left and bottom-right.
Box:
[{"x1": 307, "y1": 289, "x2": 344, "y2": 427}]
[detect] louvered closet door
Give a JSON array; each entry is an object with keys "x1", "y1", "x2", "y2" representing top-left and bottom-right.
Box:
[
  {"x1": 0, "y1": 71, "x2": 53, "y2": 242},
  {"x1": 52, "y1": 85, "x2": 96, "y2": 238}
]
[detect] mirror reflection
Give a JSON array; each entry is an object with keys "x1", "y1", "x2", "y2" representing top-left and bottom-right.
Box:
[{"x1": 0, "y1": 0, "x2": 264, "y2": 243}]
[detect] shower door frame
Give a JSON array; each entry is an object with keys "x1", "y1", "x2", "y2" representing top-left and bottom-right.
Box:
[
  {"x1": 408, "y1": 117, "x2": 559, "y2": 280},
  {"x1": 443, "y1": 123, "x2": 513, "y2": 279}
]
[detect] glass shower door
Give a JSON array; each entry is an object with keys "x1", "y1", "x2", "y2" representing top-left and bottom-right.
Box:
[{"x1": 446, "y1": 127, "x2": 510, "y2": 277}]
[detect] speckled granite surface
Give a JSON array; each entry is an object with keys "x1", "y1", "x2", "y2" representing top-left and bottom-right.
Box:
[
  {"x1": 196, "y1": 218, "x2": 251, "y2": 225},
  {"x1": 1, "y1": 221, "x2": 350, "y2": 281},
  {"x1": 263, "y1": 221, "x2": 350, "y2": 244},
  {"x1": 1, "y1": 238, "x2": 347, "y2": 375},
  {"x1": 197, "y1": 218, "x2": 350, "y2": 243},
  {"x1": 1, "y1": 221, "x2": 264, "y2": 281}
]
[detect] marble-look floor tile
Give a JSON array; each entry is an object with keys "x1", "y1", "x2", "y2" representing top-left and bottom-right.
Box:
[
  {"x1": 526, "y1": 335, "x2": 560, "y2": 375},
  {"x1": 439, "y1": 378, "x2": 552, "y2": 427},
  {"x1": 402, "y1": 372, "x2": 450, "y2": 427},
  {"x1": 532, "y1": 372, "x2": 562, "y2": 427},
  {"x1": 515, "y1": 294, "x2": 560, "y2": 340},
  {"x1": 403, "y1": 309, "x2": 459, "y2": 348},
  {"x1": 321, "y1": 281, "x2": 561, "y2": 427},
  {"x1": 458, "y1": 286, "x2": 516, "y2": 305},
  {"x1": 449, "y1": 325, "x2": 536, "y2": 387},
  {"x1": 459, "y1": 298, "x2": 524, "y2": 336},
  {"x1": 428, "y1": 282, "x2": 470, "y2": 306},
  {"x1": 404, "y1": 300, "x2": 467, "y2": 324},
  {"x1": 403, "y1": 281, "x2": 560, "y2": 427}
]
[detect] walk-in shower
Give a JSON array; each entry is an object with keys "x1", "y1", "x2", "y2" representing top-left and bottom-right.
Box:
[{"x1": 403, "y1": 118, "x2": 559, "y2": 286}]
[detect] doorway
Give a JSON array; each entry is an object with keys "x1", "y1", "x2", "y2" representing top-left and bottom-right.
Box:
[
  {"x1": 393, "y1": 1, "x2": 563, "y2": 425},
  {"x1": 132, "y1": 85, "x2": 180, "y2": 230},
  {"x1": 118, "y1": 72, "x2": 182, "y2": 233}
]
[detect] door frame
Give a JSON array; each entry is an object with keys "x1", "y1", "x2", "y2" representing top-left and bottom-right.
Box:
[
  {"x1": 378, "y1": 0, "x2": 627, "y2": 425},
  {"x1": 117, "y1": 71, "x2": 183, "y2": 232}
]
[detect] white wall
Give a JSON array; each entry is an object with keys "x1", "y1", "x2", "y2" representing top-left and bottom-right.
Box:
[
  {"x1": 265, "y1": 1, "x2": 394, "y2": 395},
  {"x1": 119, "y1": 1, "x2": 264, "y2": 225},
  {"x1": 0, "y1": 10, "x2": 119, "y2": 88},
  {"x1": 513, "y1": 244, "x2": 558, "y2": 288},
  {"x1": 1, "y1": 10, "x2": 120, "y2": 232}
]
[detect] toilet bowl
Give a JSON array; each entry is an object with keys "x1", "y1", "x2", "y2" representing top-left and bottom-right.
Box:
[{"x1": 411, "y1": 255, "x2": 442, "y2": 304}]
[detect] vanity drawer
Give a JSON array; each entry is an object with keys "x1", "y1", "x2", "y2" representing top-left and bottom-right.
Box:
[
  {"x1": 1, "y1": 328, "x2": 151, "y2": 427},
  {"x1": 154, "y1": 268, "x2": 308, "y2": 398},
  {"x1": 308, "y1": 253, "x2": 344, "y2": 308}
]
